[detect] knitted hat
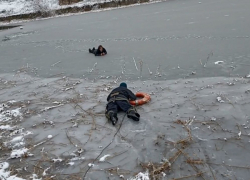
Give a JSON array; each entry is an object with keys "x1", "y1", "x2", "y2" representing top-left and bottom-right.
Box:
[{"x1": 120, "y1": 82, "x2": 127, "y2": 88}]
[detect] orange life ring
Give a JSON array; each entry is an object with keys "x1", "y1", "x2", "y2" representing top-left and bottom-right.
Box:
[{"x1": 130, "y1": 92, "x2": 151, "y2": 106}]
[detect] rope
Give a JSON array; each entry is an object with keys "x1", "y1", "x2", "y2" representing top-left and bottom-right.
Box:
[{"x1": 82, "y1": 113, "x2": 127, "y2": 179}]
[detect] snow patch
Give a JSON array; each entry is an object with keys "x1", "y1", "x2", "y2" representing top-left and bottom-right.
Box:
[
  {"x1": 11, "y1": 136, "x2": 23, "y2": 143},
  {"x1": 0, "y1": 162, "x2": 26, "y2": 180},
  {"x1": 0, "y1": 125, "x2": 15, "y2": 130},
  {"x1": 10, "y1": 147, "x2": 33, "y2": 159},
  {"x1": 88, "y1": 163, "x2": 94, "y2": 167},
  {"x1": 70, "y1": 157, "x2": 85, "y2": 161},
  {"x1": 129, "y1": 171, "x2": 150, "y2": 180},
  {"x1": 0, "y1": 0, "x2": 59, "y2": 17},
  {"x1": 238, "y1": 131, "x2": 241, "y2": 137},
  {"x1": 0, "y1": 106, "x2": 22, "y2": 122},
  {"x1": 214, "y1": 61, "x2": 224, "y2": 65},
  {"x1": 99, "y1": 154, "x2": 111, "y2": 162},
  {"x1": 47, "y1": 135, "x2": 53, "y2": 139},
  {"x1": 211, "y1": 117, "x2": 216, "y2": 121},
  {"x1": 119, "y1": 175, "x2": 124, "y2": 178},
  {"x1": 43, "y1": 167, "x2": 50, "y2": 176},
  {"x1": 130, "y1": 129, "x2": 146, "y2": 133},
  {"x1": 52, "y1": 158, "x2": 63, "y2": 163},
  {"x1": 10, "y1": 108, "x2": 22, "y2": 117},
  {"x1": 8, "y1": 100, "x2": 17, "y2": 104},
  {"x1": 217, "y1": 97, "x2": 224, "y2": 103},
  {"x1": 68, "y1": 162, "x2": 75, "y2": 166},
  {"x1": 30, "y1": 174, "x2": 42, "y2": 180}
]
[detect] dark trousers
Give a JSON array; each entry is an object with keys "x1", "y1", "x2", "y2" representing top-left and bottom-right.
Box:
[
  {"x1": 89, "y1": 48, "x2": 97, "y2": 54},
  {"x1": 106, "y1": 100, "x2": 133, "y2": 116}
]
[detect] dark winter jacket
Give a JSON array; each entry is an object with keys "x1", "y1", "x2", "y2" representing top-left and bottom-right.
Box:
[
  {"x1": 95, "y1": 48, "x2": 107, "y2": 56},
  {"x1": 107, "y1": 87, "x2": 136, "y2": 101}
]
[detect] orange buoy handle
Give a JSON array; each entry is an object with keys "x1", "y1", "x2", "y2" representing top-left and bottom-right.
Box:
[{"x1": 129, "y1": 92, "x2": 151, "y2": 106}]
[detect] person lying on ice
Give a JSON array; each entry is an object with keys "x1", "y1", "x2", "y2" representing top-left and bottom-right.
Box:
[
  {"x1": 89, "y1": 45, "x2": 107, "y2": 56},
  {"x1": 105, "y1": 82, "x2": 140, "y2": 125}
]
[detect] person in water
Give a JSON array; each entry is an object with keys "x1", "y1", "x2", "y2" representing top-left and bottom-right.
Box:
[{"x1": 89, "y1": 45, "x2": 107, "y2": 56}]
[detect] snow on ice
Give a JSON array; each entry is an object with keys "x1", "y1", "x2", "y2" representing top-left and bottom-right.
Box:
[
  {"x1": 129, "y1": 171, "x2": 150, "y2": 180},
  {"x1": 0, "y1": 162, "x2": 26, "y2": 180},
  {"x1": 99, "y1": 154, "x2": 111, "y2": 162}
]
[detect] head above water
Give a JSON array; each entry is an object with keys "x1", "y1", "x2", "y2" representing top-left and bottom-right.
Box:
[
  {"x1": 98, "y1": 45, "x2": 103, "y2": 51},
  {"x1": 120, "y1": 82, "x2": 127, "y2": 88}
]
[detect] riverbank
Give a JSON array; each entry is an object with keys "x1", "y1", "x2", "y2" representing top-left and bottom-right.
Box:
[{"x1": 0, "y1": 0, "x2": 163, "y2": 23}]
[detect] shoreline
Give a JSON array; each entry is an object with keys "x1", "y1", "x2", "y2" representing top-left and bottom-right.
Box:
[{"x1": 0, "y1": 0, "x2": 165, "y2": 24}]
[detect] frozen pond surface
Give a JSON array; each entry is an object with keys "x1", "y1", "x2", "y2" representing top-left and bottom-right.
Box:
[
  {"x1": 0, "y1": 0, "x2": 250, "y2": 80},
  {"x1": 1, "y1": 73, "x2": 250, "y2": 179},
  {"x1": 1, "y1": 0, "x2": 250, "y2": 179}
]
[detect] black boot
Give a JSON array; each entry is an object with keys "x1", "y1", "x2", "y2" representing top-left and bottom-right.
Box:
[
  {"x1": 127, "y1": 110, "x2": 140, "y2": 121},
  {"x1": 89, "y1": 48, "x2": 92, "y2": 53},
  {"x1": 109, "y1": 112, "x2": 118, "y2": 125}
]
